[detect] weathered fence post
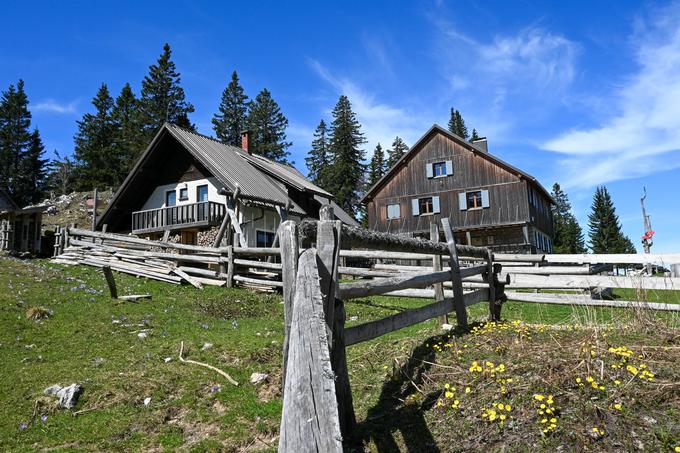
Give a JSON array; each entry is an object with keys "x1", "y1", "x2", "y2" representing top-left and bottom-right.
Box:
[
  {"x1": 225, "y1": 245, "x2": 234, "y2": 288},
  {"x1": 279, "y1": 220, "x2": 299, "y2": 388},
  {"x1": 318, "y1": 205, "x2": 356, "y2": 439},
  {"x1": 486, "y1": 249, "x2": 498, "y2": 321},
  {"x1": 102, "y1": 266, "x2": 118, "y2": 299},
  {"x1": 430, "y1": 222, "x2": 447, "y2": 325},
  {"x1": 91, "y1": 188, "x2": 98, "y2": 234},
  {"x1": 441, "y1": 218, "x2": 467, "y2": 328}
]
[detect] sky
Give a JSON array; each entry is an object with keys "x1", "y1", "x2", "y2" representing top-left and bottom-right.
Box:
[{"x1": 2, "y1": 0, "x2": 680, "y2": 252}]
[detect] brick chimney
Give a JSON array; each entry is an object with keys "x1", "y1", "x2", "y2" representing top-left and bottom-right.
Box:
[{"x1": 241, "y1": 130, "x2": 251, "y2": 154}]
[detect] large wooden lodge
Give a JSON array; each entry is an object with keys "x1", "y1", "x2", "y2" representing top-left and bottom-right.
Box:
[{"x1": 362, "y1": 125, "x2": 555, "y2": 253}]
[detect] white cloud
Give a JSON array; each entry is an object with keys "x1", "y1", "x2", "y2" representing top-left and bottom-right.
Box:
[
  {"x1": 33, "y1": 99, "x2": 78, "y2": 114},
  {"x1": 542, "y1": 5, "x2": 680, "y2": 188},
  {"x1": 309, "y1": 59, "x2": 427, "y2": 155}
]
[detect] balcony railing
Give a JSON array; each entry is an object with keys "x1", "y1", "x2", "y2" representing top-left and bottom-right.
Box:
[{"x1": 132, "y1": 201, "x2": 226, "y2": 234}]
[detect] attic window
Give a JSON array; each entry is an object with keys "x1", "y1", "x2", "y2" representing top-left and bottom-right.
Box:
[{"x1": 426, "y1": 160, "x2": 453, "y2": 178}]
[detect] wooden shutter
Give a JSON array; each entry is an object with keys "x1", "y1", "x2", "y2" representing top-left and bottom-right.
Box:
[
  {"x1": 445, "y1": 160, "x2": 453, "y2": 176},
  {"x1": 426, "y1": 163, "x2": 433, "y2": 178},
  {"x1": 481, "y1": 190, "x2": 490, "y2": 208},
  {"x1": 458, "y1": 193, "x2": 467, "y2": 211},
  {"x1": 411, "y1": 199, "x2": 420, "y2": 216},
  {"x1": 432, "y1": 196, "x2": 441, "y2": 214}
]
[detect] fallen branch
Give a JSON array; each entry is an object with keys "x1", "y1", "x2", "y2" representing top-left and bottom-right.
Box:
[{"x1": 178, "y1": 341, "x2": 239, "y2": 386}]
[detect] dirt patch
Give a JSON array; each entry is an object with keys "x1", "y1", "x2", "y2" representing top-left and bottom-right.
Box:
[
  {"x1": 196, "y1": 292, "x2": 281, "y2": 319},
  {"x1": 257, "y1": 368, "x2": 282, "y2": 402}
]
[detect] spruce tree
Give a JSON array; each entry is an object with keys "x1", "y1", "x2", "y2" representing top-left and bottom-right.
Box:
[
  {"x1": 138, "y1": 43, "x2": 195, "y2": 141},
  {"x1": 73, "y1": 84, "x2": 116, "y2": 189},
  {"x1": 550, "y1": 183, "x2": 586, "y2": 253},
  {"x1": 367, "y1": 143, "x2": 385, "y2": 187},
  {"x1": 327, "y1": 95, "x2": 366, "y2": 218},
  {"x1": 15, "y1": 130, "x2": 48, "y2": 204},
  {"x1": 246, "y1": 89, "x2": 291, "y2": 163},
  {"x1": 386, "y1": 136, "x2": 409, "y2": 168},
  {"x1": 587, "y1": 186, "x2": 635, "y2": 253},
  {"x1": 111, "y1": 83, "x2": 141, "y2": 181},
  {"x1": 0, "y1": 80, "x2": 32, "y2": 200},
  {"x1": 46, "y1": 151, "x2": 77, "y2": 196},
  {"x1": 305, "y1": 119, "x2": 330, "y2": 188},
  {"x1": 470, "y1": 128, "x2": 480, "y2": 141},
  {"x1": 212, "y1": 71, "x2": 249, "y2": 146},
  {"x1": 447, "y1": 108, "x2": 470, "y2": 139}
]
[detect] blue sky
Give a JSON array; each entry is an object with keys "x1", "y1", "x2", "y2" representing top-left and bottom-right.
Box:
[{"x1": 2, "y1": 0, "x2": 680, "y2": 252}]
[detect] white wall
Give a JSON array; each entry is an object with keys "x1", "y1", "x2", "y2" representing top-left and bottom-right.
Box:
[
  {"x1": 239, "y1": 205, "x2": 302, "y2": 247},
  {"x1": 141, "y1": 177, "x2": 225, "y2": 211}
]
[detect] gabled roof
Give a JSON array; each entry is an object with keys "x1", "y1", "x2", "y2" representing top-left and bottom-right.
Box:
[
  {"x1": 0, "y1": 189, "x2": 19, "y2": 213},
  {"x1": 361, "y1": 124, "x2": 554, "y2": 204}
]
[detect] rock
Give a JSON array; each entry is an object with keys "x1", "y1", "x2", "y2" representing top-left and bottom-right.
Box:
[
  {"x1": 137, "y1": 332, "x2": 147, "y2": 339},
  {"x1": 349, "y1": 316, "x2": 358, "y2": 321},
  {"x1": 164, "y1": 357, "x2": 172, "y2": 363},
  {"x1": 642, "y1": 415, "x2": 657, "y2": 425},
  {"x1": 250, "y1": 372, "x2": 269, "y2": 385},
  {"x1": 44, "y1": 383, "x2": 84, "y2": 409},
  {"x1": 143, "y1": 397, "x2": 151, "y2": 406}
]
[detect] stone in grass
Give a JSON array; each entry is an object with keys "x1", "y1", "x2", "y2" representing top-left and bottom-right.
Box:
[
  {"x1": 43, "y1": 383, "x2": 84, "y2": 409},
  {"x1": 249, "y1": 372, "x2": 269, "y2": 385}
]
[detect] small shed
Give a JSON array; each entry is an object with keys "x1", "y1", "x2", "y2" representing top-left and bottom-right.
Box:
[{"x1": 0, "y1": 189, "x2": 45, "y2": 254}]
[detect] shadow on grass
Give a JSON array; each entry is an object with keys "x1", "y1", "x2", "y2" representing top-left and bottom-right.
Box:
[
  {"x1": 350, "y1": 324, "x2": 480, "y2": 453},
  {"x1": 351, "y1": 299, "x2": 411, "y2": 313}
]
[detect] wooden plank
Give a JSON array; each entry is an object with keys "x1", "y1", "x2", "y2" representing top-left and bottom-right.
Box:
[
  {"x1": 279, "y1": 220, "x2": 299, "y2": 390},
  {"x1": 192, "y1": 276, "x2": 227, "y2": 287},
  {"x1": 494, "y1": 253, "x2": 545, "y2": 263},
  {"x1": 233, "y1": 275, "x2": 283, "y2": 288},
  {"x1": 441, "y1": 218, "x2": 467, "y2": 328},
  {"x1": 507, "y1": 273, "x2": 680, "y2": 290},
  {"x1": 102, "y1": 266, "x2": 117, "y2": 299},
  {"x1": 278, "y1": 249, "x2": 343, "y2": 453},
  {"x1": 506, "y1": 291, "x2": 680, "y2": 312},
  {"x1": 234, "y1": 246, "x2": 281, "y2": 256},
  {"x1": 118, "y1": 294, "x2": 152, "y2": 301},
  {"x1": 338, "y1": 265, "x2": 487, "y2": 299},
  {"x1": 177, "y1": 266, "x2": 219, "y2": 278},
  {"x1": 345, "y1": 289, "x2": 488, "y2": 346},
  {"x1": 69, "y1": 228, "x2": 226, "y2": 254},
  {"x1": 171, "y1": 268, "x2": 204, "y2": 289},
  {"x1": 543, "y1": 253, "x2": 680, "y2": 265},
  {"x1": 234, "y1": 258, "x2": 283, "y2": 271},
  {"x1": 226, "y1": 195, "x2": 247, "y2": 248},
  {"x1": 430, "y1": 222, "x2": 447, "y2": 325}
]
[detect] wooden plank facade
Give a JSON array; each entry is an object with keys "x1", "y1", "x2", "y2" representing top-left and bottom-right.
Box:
[{"x1": 362, "y1": 125, "x2": 554, "y2": 253}]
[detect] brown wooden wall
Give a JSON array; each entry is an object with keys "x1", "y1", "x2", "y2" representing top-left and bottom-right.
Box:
[{"x1": 366, "y1": 132, "x2": 542, "y2": 235}]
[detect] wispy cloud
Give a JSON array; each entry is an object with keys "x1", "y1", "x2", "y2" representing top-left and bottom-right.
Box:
[
  {"x1": 309, "y1": 59, "x2": 427, "y2": 155},
  {"x1": 33, "y1": 99, "x2": 78, "y2": 114},
  {"x1": 542, "y1": 4, "x2": 680, "y2": 188}
]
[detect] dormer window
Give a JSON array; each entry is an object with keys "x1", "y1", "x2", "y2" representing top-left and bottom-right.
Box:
[{"x1": 426, "y1": 160, "x2": 453, "y2": 178}]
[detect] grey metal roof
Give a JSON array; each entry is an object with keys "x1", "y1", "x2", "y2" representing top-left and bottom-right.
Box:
[
  {"x1": 242, "y1": 153, "x2": 333, "y2": 197},
  {"x1": 165, "y1": 125, "x2": 305, "y2": 212},
  {"x1": 313, "y1": 195, "x2": 360, "y2": 226},
  {"x1": 361, "y1": 124, "x2": 555, "y2": 204}
]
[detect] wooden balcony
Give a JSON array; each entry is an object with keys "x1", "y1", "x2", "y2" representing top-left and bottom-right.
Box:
[{"x1": 132, "y1": 201, "x2": 226, "y2": 234}]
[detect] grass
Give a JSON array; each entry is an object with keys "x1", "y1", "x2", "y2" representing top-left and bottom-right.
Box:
[{"x1": 1, "y1": 255, "x2": 679, "y2": 451}]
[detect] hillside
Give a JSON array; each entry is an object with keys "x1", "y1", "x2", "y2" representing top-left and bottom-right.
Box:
[
  {"x1": 34, "y1": 190, "x2": 115, "y2": 232},
  {"x1": 0, "y1": 257, "x2": 678, "y2": 452}
]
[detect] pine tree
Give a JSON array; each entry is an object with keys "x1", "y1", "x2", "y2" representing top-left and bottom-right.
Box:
[
  {"x1": 447, "y1": 108, "x2": 469, "y2": 139},
  {"x1": 367, "y1": 143, "x2": 385, "y2": 188},
  {"x1": 305, "y1": 119, "x2": 330, "y2": 188},
  {"x1": 551, "y1": 183, "x2": 586, "y2": 253},
  {"x1": 246, "y1": 89, "x2": 291, "y2": 163},
  {"x1": 386, "y1": 136, "x2": 409, "y2": 168},
  {"x1": 470, "y1": 128, "x2": 480, "y2": 141},
  {"x1": 73, "y1": 84, "x2": 116, "y2": 189},
  {"x1": 138, "y1": 43, "x2": 195, "y2": 141},
  {"x1": 327, "y1": 95, "x2": 366, "y2": 218},
  {"x1": 212, "y1": 71, "x2": 249, "y2": 146},
  {"x1": 110, "y1": 83, "x2": 141, "y2": 181},
  {"x1": 587, "y1": 186, "x2": 635, "y2": 253},
  {"x1": 0, "y1": 80, "x2": 32, "y2": 200}
]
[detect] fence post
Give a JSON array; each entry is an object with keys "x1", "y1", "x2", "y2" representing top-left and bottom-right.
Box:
[
  {"x1": 318, "y1": 206, "x2": 356, "y2": 438},
  {"x1": 279, "y1": 220, "x2": 299, "y2": 389},
  {"x1": 226, "y1": 245, "x2": 234, "y2": 288},
  {"x1": 486, "y1": 250, "x2": 498, "y2": 321},
  {"x1": 430, "y1": 222, "x2": 447, "y2": 325},
  {"x1": 91, "y1": 188, "x2": 98, "y2": 234},
  {"x1": 441, "y1": 218, "x2": 467, "y2": 328}
]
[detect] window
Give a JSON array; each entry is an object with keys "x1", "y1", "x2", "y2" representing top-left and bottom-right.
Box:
[
  {"x1": 426, "y1": 160, "x2": 453, "y2": 178},
  {"x1": 197, "y1": 185, "x2": 208, "y2": 202},
  {"x1": 387, "y1": 203, "x2": 401, "y2": 219},
  {"x1": 165, "y1": 190, "x2": 176, "y2": 207},
  {"x1": 411, "y1": 196, "x2": 440, "y2": 216},
  {"x1": 179, "y1": 187, "x2": 188, "y2": 201},
  {"x1": 256, "y1": 230, "x2": 276, "y2": 248},
  {"x1": 466, "y1": 191, "x2": 483, "y2": 209},
  {"x1": 458, "y1": 190, "x2": 490, "y2": 210}
]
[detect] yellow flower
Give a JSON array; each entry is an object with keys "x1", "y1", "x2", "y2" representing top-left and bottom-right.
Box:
[
  {"x1": 550, "y1": 418, "x2": 557, "y2": 423},
  {"x1": 575, "y1": 377, "x2": 582, "y2": 383},
  {"x1": 444, "y1": 383, "x2": 450, "y2": 389},
  {"x1": 613, "y1": 403, "x2": 622, "y2": 411},
  {"x1": 614, "y1": 380, "x2": 621, "y2": 385},
  {"x1": 627, "y1": 365, "x2": 639, "y2": 375},
  {"x1": 465, "y1": 387, "x2": 471, "y2": 394},
  {"x1": 674, "y1": 446, "x2": 680, "y2": 452},
  {"x1": 534, "y1": 394, "x2": 545, "y2": 401},
  {"x1": 505, "y1": 404, "x2": 511, "y2": 411},
  {"x1": 586, "y1": 376, "x2": 594, "y2": 383},
  {"x1": 444, "y1": 391, "x2": 454, "y2": 398},
  {"x1": 499, "y1": 414, "x2": 507, "y2": 421}
]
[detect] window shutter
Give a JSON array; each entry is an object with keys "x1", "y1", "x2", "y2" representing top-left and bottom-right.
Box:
[
  {"x1": 481, "y1": 190, "x2": 490, "y2": 208},
  {"x1": 411, "y1": 198, "x2": 420, "y2": 216},
  {"x1": 432, "y1": 196, "x2": 440, "y2": 214},
  {"x1": 426, "y1": 163, "x2": 433, "y2": 178},
  {"x1": 458, "y1": 192, "x2": 467, "y2": 211},
  {"x1": 445, "y1": 160, "x2": 453, "y2": 176}
]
